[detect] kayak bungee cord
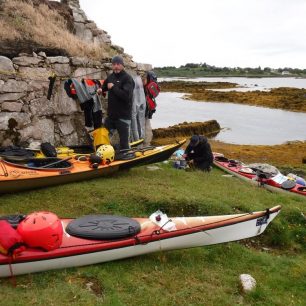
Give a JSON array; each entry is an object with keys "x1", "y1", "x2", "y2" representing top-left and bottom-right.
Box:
[
  {"x1": 0, "y1": 159, "x2": 8, "y2": 177},
  {"x1": 54, "y1": 209, "x2": 270, "y2": 250}
]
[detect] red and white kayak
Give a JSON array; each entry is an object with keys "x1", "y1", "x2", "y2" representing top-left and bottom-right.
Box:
[
  {"x1": 213, "y1": 154, "x2": 306, "y2": 198},
  {"x1": 0, "y1": 206, "x2": 281, "y2": 277}
]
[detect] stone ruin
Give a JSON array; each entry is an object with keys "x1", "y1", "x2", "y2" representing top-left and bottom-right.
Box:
[{"x1": 0, "y1": 0, "x2": 152, "y2": 147}]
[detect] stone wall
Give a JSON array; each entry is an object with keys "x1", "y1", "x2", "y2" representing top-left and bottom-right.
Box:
[{"x1": 0, "y1": 0, "x2": 152, "y2": 147}]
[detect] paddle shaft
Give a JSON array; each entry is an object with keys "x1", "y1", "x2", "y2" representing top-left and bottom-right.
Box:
[{"x1": 40, "y1": 157, "x2": 72, "y2": 168}]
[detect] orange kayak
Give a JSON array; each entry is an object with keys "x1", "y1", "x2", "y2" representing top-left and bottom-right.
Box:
[{"x1": 0, "y1": 140, "x2": 185, "y2": 194}]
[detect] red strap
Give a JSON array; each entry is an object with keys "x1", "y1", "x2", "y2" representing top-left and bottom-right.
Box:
[{"x1": 8, "y1": 256, "x2": 16, "y2": 287}]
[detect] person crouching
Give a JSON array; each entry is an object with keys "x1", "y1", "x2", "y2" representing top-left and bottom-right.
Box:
[{"x1": 183, "y1": 135, "x2": 214, "y2": 171}]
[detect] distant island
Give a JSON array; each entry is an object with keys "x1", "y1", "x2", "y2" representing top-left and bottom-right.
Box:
[{"x1": 154, "y1": 63, "x2": 306, "y2": 78}]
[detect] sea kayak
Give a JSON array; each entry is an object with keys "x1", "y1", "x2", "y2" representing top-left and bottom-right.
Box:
[
  {"x1": 0, "y1": 140, "x2": 185, "y2": 194},
  {"x1": 213, "y1": 154, "x2": 306, "y2": 198},
  {"x1": 0, "y1": 206, "x2": 281, "y2": 277}
]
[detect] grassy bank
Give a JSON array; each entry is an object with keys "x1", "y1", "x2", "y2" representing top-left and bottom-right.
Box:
[{"x1": 0, "y1": 162, "x2": 305, "y2": 305}]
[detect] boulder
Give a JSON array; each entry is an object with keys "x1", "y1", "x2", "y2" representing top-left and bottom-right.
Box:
[
  {"x1": 73, "y1": 68, "x2": 102, "y2": 79},
  {"x1": 20, "y1": 118, "x2": 55, "y2": 143},
  {"x1": 38, "y1": 51, "x2": 47, "y2": 58},
  {"x1": 71, "y1": 57, "x2": 89, "y2": 66},
  {"x1": 72, "y1": 11, "x2": 87, "y2": 23},
  {"x1": 29, "y1": 97, "x2": 56, "y2": 116},
  {"x1": 0, "y1": 79, "x2": 28, "y2": 93},
  {"x1": 112, "y1": 45, "x2": 124, "y2": 53},
  {"x1": 19, "y1": 67, "x2": 50, "y2": 80},
  {"x1": 0, "y1": 112, "x2": 31, "y2": 130},
  {"x1": 74, "y1": 22, "x2": 93, "y2": 42},
  {"x1": 61, "y1": 131, "x2": 79, "y2": 145},
  {"x1": 0, "y1": 56, "x2": 15, "y2": 74},
  {"x1": 1, "y1": 102, "x2": 23, "y2": 112},
  {"x1": 58, "y1": 119, "x2": 75, "y2": 135},
  {"x1": 239, "y1": 274, "x2": 256, "y2": 293},
  {"x1": 27, "y1": 79, "x2": 49, "y2": 91},
  {"x1": 12, "y1": 56, "x2": 43, "y2": 66},
  {"x1": 85, "y1": 22, "x2": 97, "y2": 30},
  {"x1": 53, "y1": 64, "x2": 71, "y2": 77},
  {"x1": 53, "y1": 85, "x2": 79, "y2": 115},
  {"x1": 46, "y1": 56, "x2": 70, "y2": 64},
  {"x1": 0, "y1": 92, "x2": 25, "y2": 102}
]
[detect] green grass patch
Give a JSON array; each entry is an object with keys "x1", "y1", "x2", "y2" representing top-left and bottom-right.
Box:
[{"x1": 0, "y1": 163, "x2": 305, "y2": 305}]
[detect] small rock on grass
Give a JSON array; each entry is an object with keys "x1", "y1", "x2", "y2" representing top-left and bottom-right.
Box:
[
  {"x1": 239, "y1": 274, "x2": 256, "y2": 293},
  {"x1": 146, "y1": 165, "x2": 162, "y2": 171}
]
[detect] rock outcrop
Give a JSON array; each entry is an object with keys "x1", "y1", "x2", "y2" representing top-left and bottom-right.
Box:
[
  {"x1": 0, "y1": 0, "x2": 152, "y2": 146},
  {"x1": 152, "y1": 120, "x2": 221, "y2": 139}
]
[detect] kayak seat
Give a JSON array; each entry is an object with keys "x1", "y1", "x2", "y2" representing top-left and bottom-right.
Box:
[
  {"x1": 297, "y1": 186, "x2": 306, "y2": 192},
  {"x1": 66, "y1": 215, "x2": 141, "y2": 240},
  {"x1": 281, "y1": 180, "x2": 296, "y2": 190},
  {"x1": 214, "y1": 156, "x2": 228, "y2": 162},
  {"x1": 26, "y1": 158, "x2": 72, "y2": 169}
]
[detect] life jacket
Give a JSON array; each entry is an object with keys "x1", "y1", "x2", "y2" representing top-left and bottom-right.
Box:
[
  {"x1": 0, "y1": 221, "x2": 26, "y2": 257},
  {"x1": 64, "y1": 79, "x2": 78, "y2": 100},
  {"x1": 145, "y1": 81, "x2": 160, "y2": 111},
  {"x1": 145, "y1": 71, "x2": 160, "y2": 112},
  {"x1": 147, "y1": 81, "x2": 160, "y2": 99}
]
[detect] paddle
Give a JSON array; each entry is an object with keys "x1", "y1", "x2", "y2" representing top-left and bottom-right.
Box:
[
  {"x1": 118, "y1": 145, "x2": 155, "y2": 154},
  {"x1": 40, "y1": 157, "x2": 72, "y2": 169}
]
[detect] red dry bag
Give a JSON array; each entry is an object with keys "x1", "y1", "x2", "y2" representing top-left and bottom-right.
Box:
[{"x1": 0, "y1": 221, "x2": 26, "y2": 257}]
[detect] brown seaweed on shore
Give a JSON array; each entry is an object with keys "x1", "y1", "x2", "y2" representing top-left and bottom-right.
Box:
[
  {"x1": 152, "y1": 120, "x2": 221, "y2": 139},
  {"x1": 160, "y1": 81, "x2": 306, "y2": 113}
]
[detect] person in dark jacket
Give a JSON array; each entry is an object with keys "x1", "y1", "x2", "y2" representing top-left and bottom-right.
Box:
[
  {"x1": 101, "y1": 55, "x2": 135, "y2": 150},
  {"x1": 183, "y1": 135, "x2": 214, "y2": 171}
]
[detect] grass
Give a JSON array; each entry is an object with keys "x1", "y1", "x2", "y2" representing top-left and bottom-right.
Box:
[
  {"x1": 0, "y1": 0, "x2": 110, "y2": 60},
  {"x1": 0, "y1": 162, "x2": 305, "y2": 305}
]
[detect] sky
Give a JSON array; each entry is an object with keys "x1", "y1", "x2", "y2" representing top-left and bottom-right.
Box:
[{"x1": 79, "y1": 0, "x2": 306, "y2": 69}]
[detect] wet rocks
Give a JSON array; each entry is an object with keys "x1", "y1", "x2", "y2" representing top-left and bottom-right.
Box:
[{"x1": 153, "y1": 120, "x2": 221, "y2": 139}]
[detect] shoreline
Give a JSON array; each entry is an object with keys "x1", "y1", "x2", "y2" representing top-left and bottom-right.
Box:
[
  {"x1": 153, "y1": 136, "x2": 306, "y2": 169},
  {"x1": 159, "y1": 81, "x2": 306, "y2": 113}
]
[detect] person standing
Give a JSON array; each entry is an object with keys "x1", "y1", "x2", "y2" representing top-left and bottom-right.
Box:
[
  {"x1": 101, "y1": 56, "x2": 135, "y2": 150},
  {"x1": 183, "y1": 135, "x2": 214, "y2": 171},
  {"x1": 142, "y1": 71, "x2": 160, "y2": 145}
]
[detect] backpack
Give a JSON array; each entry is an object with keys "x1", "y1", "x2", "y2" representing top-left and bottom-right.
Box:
[
  {"x1": 147, "y1": 81, "x2": 160, "y2": 99},
  {"x1": 145, "y1": 71, "x2": 160, "y2": 112},
  {"x1": 64, "y1": 79, "x2": 77, "y2": 100}
]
